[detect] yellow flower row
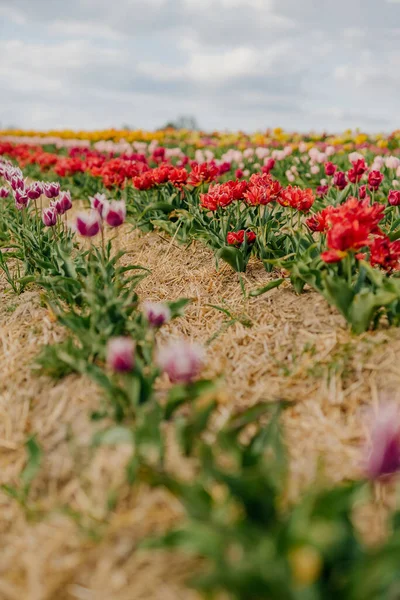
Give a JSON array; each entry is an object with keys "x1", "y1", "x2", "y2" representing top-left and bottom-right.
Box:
[{"x1": 0, "y1": 127, "x2": 399, "y2": 148}]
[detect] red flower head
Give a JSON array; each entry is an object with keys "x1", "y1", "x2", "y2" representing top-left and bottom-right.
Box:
[
  {"x1": 133, "y1": 172, "x2": 155, "y2": 190},
  {"x1": 359, "y1": 185, "x2": 368, "y2": 200},
  {"x1": 388, "y1": 190, "x2": 400, "y2": 206},
  {"x1": 369, "y1": 235, "x2": 400, "y2": 272},
  {"x1": 187, "y1": 162, "x2": 219, "y2": 186},
  {"x1": 262, "y1": 158, "x2": 275, "y2": 173},
  {"x1": 168, "y1": 167, "x2": 189, "y2": 189},
  {"x1": 324, "y1": 162, "x2": 337, "y2": 176},
  {"x1": 368, "y1": 170, "x2": 384, "y2": 191},
  {"x1": 333, "y1": 171, "x2": 347, "y2": 190},
  {"x1": 306, "y1": 205, "x2": 336, "y2": 233},
  {"x1": 235, "y1": 168, "x2": 244, "y2": 179},
  {"x1": 348, "y1": 158, "x2": 367, "y2": 184},
  {"x1": 278, "y1": 186, "x2": 314, "y2": 212},
  {"x1": 226, "y1": 230, "x2": 256, "y2": 246}
]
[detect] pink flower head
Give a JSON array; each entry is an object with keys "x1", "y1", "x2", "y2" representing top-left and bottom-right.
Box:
[
  {"x1": 388, "y1": 190, "x2": 400, "y2": 206},
  {"x1": 51, "y1": 191, "x2": 72, "y2": 215},
  {"x1": 42, "y1": 206, "x2": 58, "y2": 227},
  {"x1": 0, "y1": 186, "x2": 9, "y2": 198},
  {"x1": 76, "y1": 210, "x2": 101, "y2": 237},
  {"x1": 156, "y1": 340, "x2": 204, "y2": 384},
  {"x1": 365, "y1": 404, "x2": 400, "y2": 480},
  {"x1": 89, "y1": 193, "x2": 109, "y2": 217},
  {"x1": 43, "y1": 182, "x2": 60, "y2": 198},
  {"x1": 107, "y1": 337, "x2": 135, "y2": 372},
  {"x1": 10, "y1": 175, "x2": 24, "y2": 192},
  {"x1": 143, "y1": 301, "x2": 171, "y2": 328},
  {"x1": 26, "y1": 181, "x2": 43, "y2": 200},
  {"x1": 386, "y1": 157, "x2": 400, "y2": 170},
  {"x1": 104, "y1": 200, "x2": 126, "y2": 227},
  {"x1": 14, "y1": 188, "x2": 29, "y2": 207}
]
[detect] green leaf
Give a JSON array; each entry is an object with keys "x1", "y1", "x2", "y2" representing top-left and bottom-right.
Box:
[
  {"x1": 249, "y1": 278, "x2": 284, "y2": 297},
  {"x1": 218, "y1": 246, "x2": 245, "y2": 272},
  {"x1": 92, "y1": 426, "x2": 134, "y2": 447},
  {"x1": 20, "y1": 436, "x2": 42, "y2": 493}
]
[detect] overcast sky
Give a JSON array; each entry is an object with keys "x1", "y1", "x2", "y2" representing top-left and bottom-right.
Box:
[{"x1": 0, "y1": 0, "x2": 399, "y2": 132}]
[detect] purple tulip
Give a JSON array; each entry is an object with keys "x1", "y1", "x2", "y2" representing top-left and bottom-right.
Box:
[
  {"x1": 76, "y1": 211, "x2": 101, "y2": 237},
  {"x1": 14, "y1": 188, "x2": 29, "y2": 207},
  {"x1": 156, "y1": 340, "x2": 204, "y2": 384},
  {"x1": 26, "y1": 181, "x2": 43, "y2": 200},
  {"x1": 0, "y1": 186, "x2": 10, "y2": 199},
  {"x1": 107, "y1": 337, "x2": 135, "y2": 372},
  {"x1": 42, "y1": 207, "x2": 58, "y2": 227},
  {"x1": 10, "y1": 176, "x2": 24, "y2": 192},
  {"x1": 104, "y1": 200, "x2": 126, "y2": 227},
  {"x1": 366, "y1": 404, "x2": 400, "y2": 480},
  {"x1": 51, "y1": 191, "x2": 72, "y2": 215},
  {"x1": 43, "y1": 182, "x2": 60, "y2": 199},
  {"x1": 143, "y1": 301, "x2": 171, "y2": 328},
  {"x1": 89, "y1": 193, "x2": 108, "y2": 217}
]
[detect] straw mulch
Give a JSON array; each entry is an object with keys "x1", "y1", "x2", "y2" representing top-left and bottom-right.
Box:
[{"x1": 1, "y1": 224, "x2": 400, "y2": 599}]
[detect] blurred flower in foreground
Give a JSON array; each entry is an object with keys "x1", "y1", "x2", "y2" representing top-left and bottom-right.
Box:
[
  {"x1": 107, "y1": 337, "x2": 135, "y2": 372},
  {"x1": 156, "y1": 340, "x2": 204, "y2": 383},
  {"x1": 143, "y1": 301, "x2": 171, "y2": 328},
  {"x1": 365, "y1": 403, "x2": 400, "y2": 480},
  {"x1": 76, "y1": 211, "x2": 101, "y2": 237}
]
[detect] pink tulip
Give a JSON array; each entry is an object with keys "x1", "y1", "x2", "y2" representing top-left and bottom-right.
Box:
[
  {"x1": 42, "y1": 207, "x2": 58, "y2": 227},
  {"x1": 156, "y1": 340, "x2": 204, "y2": 384},
  {"x1": 0, "y1": 186, "x2": 9, "y2": 198},
  {"x1": 107, "y1": 337, "x2": 135, "y2": 372},
  {"x1": 104, "y1": 200, "x2": 126, "y2": 227},
  {"x1": 143, "y1": 301, "x2": 171, "y2": 327},
  {"x1": 76, "y1": 211, "x2": 101, "y2": 237}
]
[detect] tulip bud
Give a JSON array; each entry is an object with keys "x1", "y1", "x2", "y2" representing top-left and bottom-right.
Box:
[
  {"x1": 43, "y1": 182, "x2": 60, "y2": 198},
  {"x1": 324, "y1": 162, "x2": 336, "y2": 176},
  {"x1": 143, "y1": 301, "x2": 171, "y2": 327},
  {"x1": 0, "y1": 186, "x2": 9, "y2": 198},
  {"x1": 42, "y1": 206, "x2": 58, "y2": 227},
  {"x1": 388, "y1": 190, "x2": 400, "y2": 206},
  {"x1": 333, "y1": 171, "x2": 347, "y2": 190},
  {"x1": 368, "y1": 170, "x2": 384, "y2": 191},
  {"x1": 359, "y1": 185, "x2": 367, "y2": 199},
  {"x1": 107, "y1": 337, "x2": 135, "y2": 372},
  {"x1": 156, "y1": 340, "x2": 204, "y2": 384},
  {"x1": 76, "y1": 211, "x2": 101, "y2": 237},
  {"x1": 104, "y1": 200, "x2": 126, "y2": 227}
]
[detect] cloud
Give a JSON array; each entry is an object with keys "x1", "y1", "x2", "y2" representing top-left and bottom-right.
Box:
[{"x1": 0, "y1": 0, "x2": 398, "y2": 131}]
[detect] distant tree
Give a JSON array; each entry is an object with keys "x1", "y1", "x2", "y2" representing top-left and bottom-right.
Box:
[{"x1": 161, "y1": 115, "x2": 199, "y2": 130}]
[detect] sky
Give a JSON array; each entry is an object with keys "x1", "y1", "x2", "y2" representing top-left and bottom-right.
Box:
[{"x1": 0, "y1": 0, "x2": 399, "y2": 133}]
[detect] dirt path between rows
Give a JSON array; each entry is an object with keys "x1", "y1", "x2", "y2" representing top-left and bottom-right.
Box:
[{"x1": 1, "y1": 225, "x2": 400, "y2": 599}]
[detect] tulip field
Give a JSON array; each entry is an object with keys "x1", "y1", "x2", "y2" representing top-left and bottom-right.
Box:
[{"x1": 2, "y1": 127, "x2": 400, "y2": 599}]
